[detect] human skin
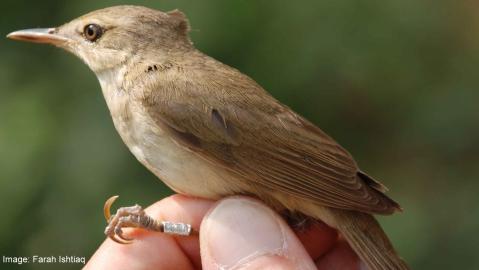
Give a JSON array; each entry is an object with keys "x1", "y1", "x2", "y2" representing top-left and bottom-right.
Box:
[{"x1": 85, "y1": 195, "x2": 363, "y2": 270}]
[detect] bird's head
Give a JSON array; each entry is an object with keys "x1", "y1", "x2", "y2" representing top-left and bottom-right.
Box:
[{"x1": 7, "y1": 5, "x2": 192, "y2": 73}]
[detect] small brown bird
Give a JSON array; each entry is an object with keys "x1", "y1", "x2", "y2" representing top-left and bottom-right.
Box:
[{"x1": 8, "y1": 5, "x2": 409, "y2": 269}]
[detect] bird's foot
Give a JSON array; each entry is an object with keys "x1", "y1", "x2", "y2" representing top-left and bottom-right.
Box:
[{"x1": 103, "y1": 195, "x2": 195, "y2": 244}]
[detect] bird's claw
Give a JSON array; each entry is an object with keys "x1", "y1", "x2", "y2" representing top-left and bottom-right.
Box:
[
  {"x1": 102, "y1": 195, "x2": 195, "y2": 244},
  {"x1": 103, "y1": 195, "x2": 146, "y2": 244},
  {"x1": 103, "y1": 195, "x2": 119, "y2": 222}
]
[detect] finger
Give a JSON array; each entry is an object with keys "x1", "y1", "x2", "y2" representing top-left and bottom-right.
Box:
[
  {"x1": 294, "y1": 221, "x2": 338, "y2": 260},
  {"x1": 200, "y1": 196, "x2": 316, "y2": 270},
  {"x1": 316, "y1": 238, "x2": 363, "y2": 270},
  {"x1": 149, "y1": 194, "x2": 215, "y2": 268},
  {"x1": 85, "y1": 223, "x2": 194, "y2": 270},
  {"x1": 85, "y1": 195, "x2": 214, "y2": 270}
]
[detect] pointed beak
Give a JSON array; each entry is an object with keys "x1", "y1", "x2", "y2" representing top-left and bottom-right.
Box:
[{"x1": 7, "y1": 28, "x2": 69, "y2": 45}]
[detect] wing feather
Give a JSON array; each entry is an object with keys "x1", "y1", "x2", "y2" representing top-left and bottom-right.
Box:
[{"x1": 134, "y1": 57, "x2": 400, "y2": 214}]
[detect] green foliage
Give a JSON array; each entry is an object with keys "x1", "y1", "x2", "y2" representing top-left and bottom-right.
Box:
[{"x1": 1, "y1": 0, "x2": 478, "y2": 269}]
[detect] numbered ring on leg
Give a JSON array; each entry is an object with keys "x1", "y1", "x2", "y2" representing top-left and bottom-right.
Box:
[{"x1": 161, "y1": 221, "x2": 192, "y2": 236}]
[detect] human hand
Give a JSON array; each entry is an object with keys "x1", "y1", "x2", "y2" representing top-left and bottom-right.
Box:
[{"x1": 85, "y1": 195, "x2": 364, "y2": 270}]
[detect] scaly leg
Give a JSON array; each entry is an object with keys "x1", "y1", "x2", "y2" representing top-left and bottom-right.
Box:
[{"x1": 103, "y1": 195, "x2": 195, "y2": 244}]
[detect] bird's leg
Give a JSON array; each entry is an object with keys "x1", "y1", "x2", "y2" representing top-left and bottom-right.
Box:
[
  {"x1": 103, "y1": 195, "x2": 195, "y2": 244},
  {"x1": 281, "y1": 210, "x2": 314, "y2": 233}
]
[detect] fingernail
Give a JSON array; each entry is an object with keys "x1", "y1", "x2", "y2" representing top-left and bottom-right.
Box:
[{"x1": 202, "y1": 198, "x2": 285, "y2": 269}]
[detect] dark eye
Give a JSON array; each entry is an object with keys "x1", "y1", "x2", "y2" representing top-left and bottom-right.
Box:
[{"x1": 83, "y1": 24, "x2": 102, "y2": 42}]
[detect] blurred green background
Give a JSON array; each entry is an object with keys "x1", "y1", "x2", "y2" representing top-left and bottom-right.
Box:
[{"x1": 1, "y1": 0, "x2": 478, "y2": 269}]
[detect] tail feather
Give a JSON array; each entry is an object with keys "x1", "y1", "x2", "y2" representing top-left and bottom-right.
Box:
[{"x1": 331, "y1": 209, "x2": 409, "y2": 270}]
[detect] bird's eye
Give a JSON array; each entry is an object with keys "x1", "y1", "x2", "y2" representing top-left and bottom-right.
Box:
[{"x1": 83, "y1": 24, "x2": 102, "y2": 42}]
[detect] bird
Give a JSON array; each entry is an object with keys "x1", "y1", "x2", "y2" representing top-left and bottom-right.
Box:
[{"x1": 7, "y1": 5, "x2": 409, "y2": 269}]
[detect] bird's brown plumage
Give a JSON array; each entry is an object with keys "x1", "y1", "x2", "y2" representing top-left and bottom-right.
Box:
[{"x1": 133, "y1": 50, "x2": 401, "y2": 215}]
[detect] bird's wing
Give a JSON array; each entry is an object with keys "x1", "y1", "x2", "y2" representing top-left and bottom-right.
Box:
[{"x1": 134, "y1": 62, "x2": 400, "y2": 214}]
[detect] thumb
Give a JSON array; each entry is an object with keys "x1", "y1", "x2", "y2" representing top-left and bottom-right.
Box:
[{"x1": 200, "y1": 197, "x2": 316, "y2": 270}]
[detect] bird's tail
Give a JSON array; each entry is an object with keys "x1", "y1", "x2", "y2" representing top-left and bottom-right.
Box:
[{"x1": 328, "y1": 209, "x2": 409, "y2": 270}]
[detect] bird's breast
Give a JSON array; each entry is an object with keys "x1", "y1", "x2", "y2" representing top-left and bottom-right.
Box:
[
  {"x1": 97, "y1": 67, "x2": 243, "y2": 199},
  {"x1": 107, "y1": 96, "x2": 237, "y2": 199}
]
